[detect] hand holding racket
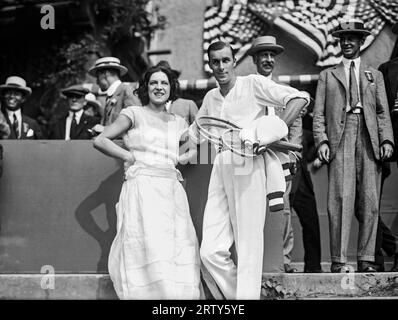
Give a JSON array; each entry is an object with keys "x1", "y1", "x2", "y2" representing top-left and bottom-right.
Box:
[{"x1": 194, "y1": 116, "x2": 302, "y2": 158}]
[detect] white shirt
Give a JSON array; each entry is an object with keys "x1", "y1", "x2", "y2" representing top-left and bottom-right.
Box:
[
  {"x1": 256, "y1": 72, "x2": 272, "y2": 80},
  {"x1": 342, "y1": 56, "x2": 362, "y2": 109},
  {"x1": 65, "y1": 109, "x2": 83, "y2": 140},
  {"x1": 196, "y1": 74, "x2": 309, "y2": 129},
  {"x1": 107, "y1": 80, "x2": 122, "y2": 97},
  {"x1": 7, "y1": 109, "x2": 22, "y2": 138}
]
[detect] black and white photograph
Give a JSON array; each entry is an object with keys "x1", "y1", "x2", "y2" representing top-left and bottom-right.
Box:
[{"x1": 0, "y1": 0, "x2": 397, "y2": 313}]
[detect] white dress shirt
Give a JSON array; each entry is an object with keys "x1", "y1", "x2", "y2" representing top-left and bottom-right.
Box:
[
  {"x1": 196, "y1": 74, "x2": 309, "y2": 129},
  {"x1": 7, "y1": 109, "x2": 22, "y2": 138},
  {"x1": 342, "y1": 56, "x2": 362, "y2": 110},
  {"x1": 65, "y1": 109, "x2": 83, "y2": 140}
]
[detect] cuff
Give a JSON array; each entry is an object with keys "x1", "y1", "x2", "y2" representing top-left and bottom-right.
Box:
[{"x1": 283, "y1": 91, "x2": 310, "y2": 108}]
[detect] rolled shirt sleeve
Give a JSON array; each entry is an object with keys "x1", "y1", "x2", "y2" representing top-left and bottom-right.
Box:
[{"x1": 252, "y1": 74, "x2": 310, "y2": 110}]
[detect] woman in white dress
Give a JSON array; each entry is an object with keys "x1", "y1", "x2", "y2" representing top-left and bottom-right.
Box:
[{"x1": 93, "y1": 65, "x2": 201, "y2": 299}]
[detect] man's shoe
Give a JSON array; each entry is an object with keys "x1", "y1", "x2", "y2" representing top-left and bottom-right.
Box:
[
  {"x1": 330, "y1": 262, "x2": 351, "y2": 273},
  {"x1": 304, "y1": 265, "x2": 323, "y2": 273},
  {"x1": 358, "y1": 261, "x2": 378, "y2": 273},
  {"x1": 284, "y1": 264, "x2": 297, "y2": 273},
  {"x1": 375, "y1": 263, "x2": 385, "y2": 272},
  {"x1": 390, "y1": 254, "x2": 398, "y2": 272}
]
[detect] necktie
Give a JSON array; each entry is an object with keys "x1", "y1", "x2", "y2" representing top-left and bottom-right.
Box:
[
  {"x1": 12, "y1": 113, "x2": 19, "y2": 139},
  {"x1": 349, "y1": 61, "x2": 360, "y2": 110},
  {"x1": 70, "y1": 113, "x2": 77, "y2": 139}
]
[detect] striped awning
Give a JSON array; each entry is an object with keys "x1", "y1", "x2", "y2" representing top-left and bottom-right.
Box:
[
  {"x1": 178, "y1": 74, "x2": 319, "y2": 91},
  {"x1": 203, "y1": 0, "x2": 398, "y2": 72}
]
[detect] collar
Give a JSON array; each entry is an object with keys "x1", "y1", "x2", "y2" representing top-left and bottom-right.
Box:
[
  {"x1": 6, "y1": 108, "x2": 22, "y2": 121},
  {"x1": 342, "y1": 56, "x2": 361, "y2": 69},
  {"x1": 107, "y1": 80, "x2": 122, "y2": 97},
  {"x1": 68, "y1": 109, "x2": 84, "y2": 123},
  {"x1": 256, "y1": 71, "x2": 272, "y2": 80}
]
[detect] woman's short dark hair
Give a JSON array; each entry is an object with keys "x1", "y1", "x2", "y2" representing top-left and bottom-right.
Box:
[{"x1": 134, "y1": 66, "x2": 179, "y2": 105}]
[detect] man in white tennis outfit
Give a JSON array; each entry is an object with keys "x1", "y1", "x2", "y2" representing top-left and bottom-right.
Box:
[{"x1": 193, "y1": 41, "x2": 309, "y2": 299}]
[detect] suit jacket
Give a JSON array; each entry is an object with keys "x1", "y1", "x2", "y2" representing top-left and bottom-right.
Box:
[
  {"x1": 313, "y1": 61, "x2": 394, "y2": 161},
  {"x1": 168, "y1": 98, "x2": 198, "y2": 125},
  {"x1": 49, "y1": 113, "x2": 99, "y2": 140},
  {"x1": 2, "y1": 111, "x2": 43, "y2": 139},
  {"x1": 274, "y1": 97, "x2": 303, "y2": 157},
  {"x1": 102, "y1": 82, "x2": 141, "y2": 126},
  {"x1": 270, "y1": 77, "x2": 304, "y2": 152},
  {"x1": 379, "y1": 57, "x2": 398, "y2": 161},
  {"x1": 0, "y1": 111, "x2": 10, "y2": 139}
]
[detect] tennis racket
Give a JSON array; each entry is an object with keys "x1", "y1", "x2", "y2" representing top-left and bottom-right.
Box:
[{"x1": 194, "y1": 115, "x2": 302, "y2": 158}]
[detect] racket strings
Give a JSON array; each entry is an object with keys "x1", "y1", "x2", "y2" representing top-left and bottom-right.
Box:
[{"x1": 222, "y1": 129, "x2": 256, "y2": 157}]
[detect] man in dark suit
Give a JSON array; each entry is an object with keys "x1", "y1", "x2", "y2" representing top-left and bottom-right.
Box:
[
  {"x1": 49, "y1": 85, "x2": 99, "y2": 140},
  {"x1": 88, "y1": 57, "x2": 140, "y2": 134},
  {"x1": 376, "y1": 55, "x2": 398, "y2": 272},
  {"x1": 313, "y1": 19, "x2": 394, "y2": 272},
  {"x1": 0, "y1": 76, "x2": 43, "y2": 139}
]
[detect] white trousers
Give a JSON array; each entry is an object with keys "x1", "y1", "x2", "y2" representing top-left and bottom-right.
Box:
[{"x1": 200, "y1": 151, "x2": 267, "y2": 299}]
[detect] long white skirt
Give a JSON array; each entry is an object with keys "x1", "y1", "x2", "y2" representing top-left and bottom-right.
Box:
[{"x1": 108, "y1": 170, "x2": 201, "y2": 299}]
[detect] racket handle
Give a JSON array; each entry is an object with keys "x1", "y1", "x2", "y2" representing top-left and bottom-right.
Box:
[
  {"x1": 255, "y1": 144, "x2": 267, "y2": 154},
  {"x1": 269, "y1": 141, "x2": 302, "y2": 152}
]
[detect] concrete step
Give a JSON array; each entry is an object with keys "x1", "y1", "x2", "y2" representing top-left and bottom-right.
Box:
[
  {"x1": 261, "y1": 272, "x2": 398, "y2": 299},
  {"x1": 290, "y1": 261, "x2": 396, "y2": 273},
  {"x1": 0, "y1": 274, "x2": 118, "y2": 300},
  {"x1": 0, "y1": 273, "x2": 397, "y2": 300}
]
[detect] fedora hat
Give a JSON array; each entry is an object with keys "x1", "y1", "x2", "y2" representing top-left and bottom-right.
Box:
[
  {"x1": 247, "y1": 36, "x2": 285, "y2": 56},
  {"x1": 88, "y1": 57, "x2": 128, "y2": 77},
  {"x1": 61, "y1": 84, "x2": 90, "y2": 98},
  {"x1": 0, "y1": 76, "x2": 32, "y2": 96},
  {"x1": 332, "y1": 19, "x2": 371, "y2": 38}
]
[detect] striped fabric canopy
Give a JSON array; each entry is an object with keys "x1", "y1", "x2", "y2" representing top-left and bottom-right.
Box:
[{"x1": 203, "y1": 0, "x2": 398, "y2": 73}]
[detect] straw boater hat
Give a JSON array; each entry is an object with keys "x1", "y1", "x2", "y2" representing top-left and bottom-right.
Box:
[
  {"x1": 0, "y1": 76, "x2": 32, "y2": 96},
  {"x1": 61, "y1": 84, "x2": 90, "y2": 98},
  {"x1": 332, "y1": 19, "x2": 371, "y2": 38},
  {"x1": 247, "y1": 36, "x2": 285, "y2": 56},
  {"x1": 88, "y1": 57, "x2": 128, "y2": 77}
]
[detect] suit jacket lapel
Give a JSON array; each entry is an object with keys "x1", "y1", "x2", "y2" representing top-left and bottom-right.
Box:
[
  {"x1": 75, "y1": 113, "x2": 88, "y2": 138},
  {"x1": 103, "y1": 83, "x2": 123, "y2": 124},
  {"x1": 20, "y1": 116, "x2": 29, "y2": 139},
  {"x1": 331, "y1": 62, "x2": 348, "y2": 94},
  {"x1": 359, "y1": 63, "x2": 370, "y2": 102},
  {"x1": 3, "y1": 112, "x2": 16, "y2": 139}
]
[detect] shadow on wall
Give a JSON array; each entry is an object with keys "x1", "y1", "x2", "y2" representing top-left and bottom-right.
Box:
[{"x1": 75, "y1": 166, "x2": 123, "y2": 272}]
